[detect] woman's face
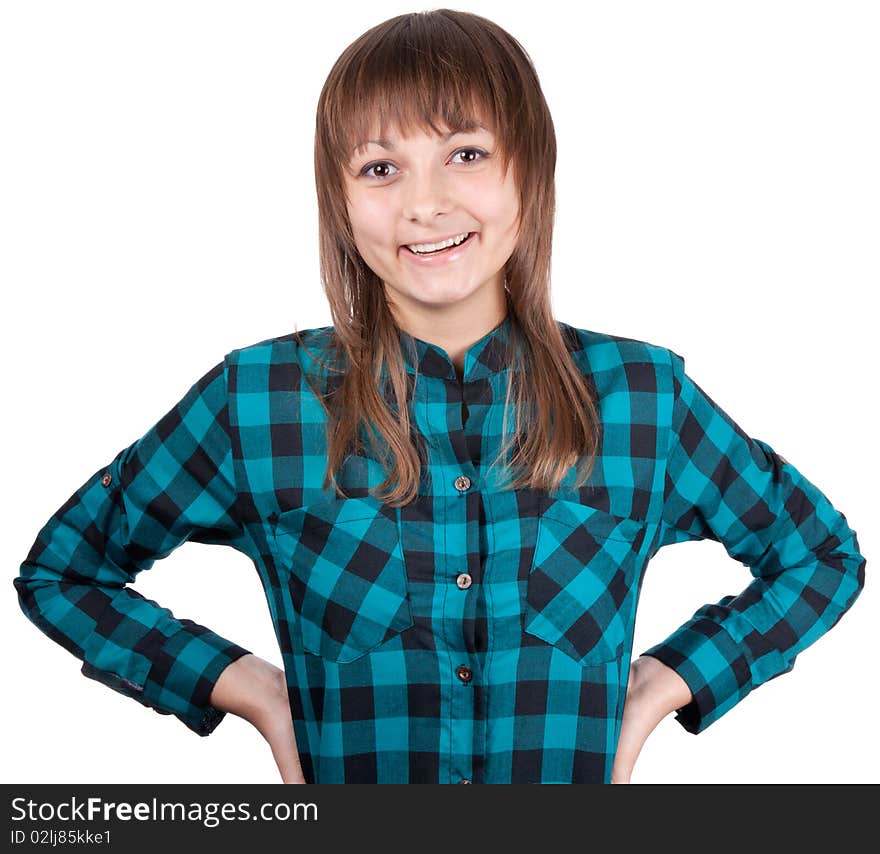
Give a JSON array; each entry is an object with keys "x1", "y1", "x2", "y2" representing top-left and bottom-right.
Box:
[{"x1": 343, "y1": 122, "x2": 520, "y2": 322}]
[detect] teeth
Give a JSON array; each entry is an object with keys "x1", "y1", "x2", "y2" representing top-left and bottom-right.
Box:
[{"x1": 407, "y1": 232, "x2": 470, "y2": 254}]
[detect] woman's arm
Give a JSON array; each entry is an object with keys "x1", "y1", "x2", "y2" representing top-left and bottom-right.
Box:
[
  {"x1": 638, "y1": 350, "x2": 865, "y2": 738},
  {"x1": 630, "y1": 348, "x2": 865, "y2": 765},
  {"x1": 14, "y1": 359, "x2": 254, "y2": 738},
  {"x1": 614, "y1": 347, "x2": 866, "y2": 783}
]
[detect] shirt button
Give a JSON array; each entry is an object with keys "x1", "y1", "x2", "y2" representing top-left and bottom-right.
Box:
[
  {"x1": 456, "y1": 573, "x2": 472, "y2": 590},
  {"x1": 100, "y1": 472, "x2": 113, "y2": 488},
  {"x1": 458, "y1": 779, "x2": 472, "y2": 784},
  {"x1": 454, "y1": 475, "x2": 471, "y2": 492},
  {"x1": 456, "y1": 665, "x2": 472, "y2": 683}
]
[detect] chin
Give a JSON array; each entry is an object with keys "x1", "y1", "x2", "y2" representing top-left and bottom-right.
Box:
[{"x1": 411, "y1": 285, "x2": 480, "y2": 306}]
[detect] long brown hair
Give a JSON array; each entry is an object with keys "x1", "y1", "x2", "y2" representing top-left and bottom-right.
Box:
[{"x1": 298, "y1": 9, "x2": 601, "y2": 507}]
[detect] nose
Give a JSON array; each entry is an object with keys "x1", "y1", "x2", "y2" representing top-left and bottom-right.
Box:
[{"x1": 400, "y1": 165, "x2": 453, "y2": 223}]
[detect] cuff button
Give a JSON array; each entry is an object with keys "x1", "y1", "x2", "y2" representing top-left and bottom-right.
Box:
[{"x1": 101, "y1": 472, "x2": 113, "y2": 487}]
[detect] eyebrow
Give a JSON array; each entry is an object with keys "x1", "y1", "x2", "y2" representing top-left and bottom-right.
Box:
[{"x1": 352, "y1": 126, "x2": 488, "y2": 156}]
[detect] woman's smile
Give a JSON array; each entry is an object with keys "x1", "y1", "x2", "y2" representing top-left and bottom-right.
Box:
[{"x1": 399, "y1": 230, "x2": 478, "y2": 267}]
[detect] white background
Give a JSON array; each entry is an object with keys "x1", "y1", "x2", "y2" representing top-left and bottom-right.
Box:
[{"x1": 2, "y1": 0, "x2": 876, "y2": 784}]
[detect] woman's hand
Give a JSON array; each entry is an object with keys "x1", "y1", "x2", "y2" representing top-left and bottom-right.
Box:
[
  {"x1": 209, "y1": 653, "x2": 307, "y2": 783},
  {"x1": 611, "y1": 655, "x2": 693, "y2": 784}
]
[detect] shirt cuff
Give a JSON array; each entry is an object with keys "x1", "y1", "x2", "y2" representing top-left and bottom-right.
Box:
[
  {"x1": 138, "y1": 621, "x2": 253, "y2": 736},
  {"x1": 639, "y1": 611, "x2": 792, "y2": 734}
]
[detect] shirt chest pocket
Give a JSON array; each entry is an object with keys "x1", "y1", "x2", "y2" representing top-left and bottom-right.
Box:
[
  {"x1": 270, "y1": 496, "x2": 414, "y2": 663},
  {"x1": 524, "y1": 499, "x2": 645, "y2": 666}
]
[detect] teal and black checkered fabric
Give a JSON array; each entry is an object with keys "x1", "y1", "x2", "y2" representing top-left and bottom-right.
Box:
[{"x1": 14, "y1": 314, "x2": 866, "y2": 782}]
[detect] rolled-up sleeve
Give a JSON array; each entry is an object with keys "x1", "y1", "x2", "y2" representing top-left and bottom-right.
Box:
[
  {"x1": 14, "y1": 359, "x2": 253, "y2": 736},
  {"x1": 640, "y1": 349, "x2": 866, "y2": 734}
]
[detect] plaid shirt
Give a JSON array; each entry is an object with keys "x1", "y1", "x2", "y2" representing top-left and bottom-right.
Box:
[{"x1": 14, "y1": 315, "x2": 866, "y2": 783}]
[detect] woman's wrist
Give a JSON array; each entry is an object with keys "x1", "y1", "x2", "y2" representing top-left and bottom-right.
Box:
[
  {"x1": 209, "y1": 653, "x2": 288, "y2": 726},
  {"x1": 627, "y1": 654, "x2": 694, "y2": 716}
]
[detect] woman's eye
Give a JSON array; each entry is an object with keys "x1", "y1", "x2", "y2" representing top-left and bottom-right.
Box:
[
  {"x1": 359, "y1": 147, "x2": 488, "y2": 180},
  {"x1": 451, "y1": 147, "x2": 487, "y2": 165},
  {"x1": 361, "y1": 161, "x2": 398, "y2": 180}
]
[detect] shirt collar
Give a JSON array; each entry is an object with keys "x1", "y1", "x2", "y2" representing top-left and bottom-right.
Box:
[{"x1": 396, "y1": 312, "x2": 515, "y2": 382}]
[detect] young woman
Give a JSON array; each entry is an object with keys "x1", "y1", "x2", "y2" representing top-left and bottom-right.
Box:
[{"x1": 14, "y1": 9, "x2": 866, "y2": 784}]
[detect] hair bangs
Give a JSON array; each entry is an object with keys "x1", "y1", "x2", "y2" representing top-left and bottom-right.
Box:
[{"x1": 325, "y1": 19, "x2": 515, "y2": 178}]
